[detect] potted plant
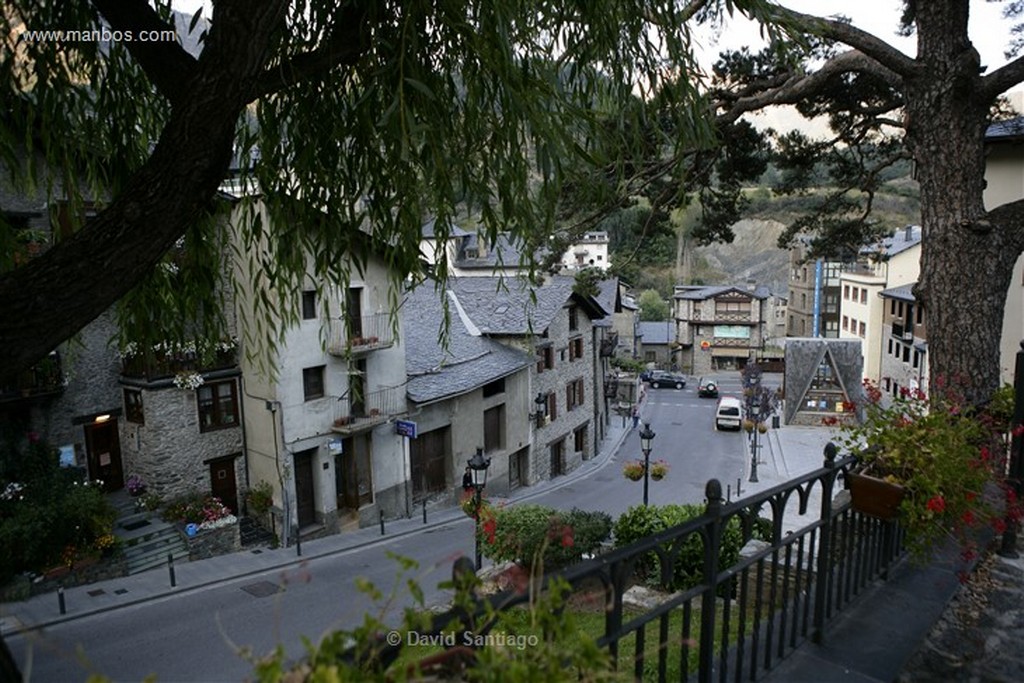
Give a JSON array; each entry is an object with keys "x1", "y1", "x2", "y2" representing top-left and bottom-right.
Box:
[
  {"x1": 622, "y1": 460, "x2": 645, "y2": 481},
  {"x1": 125, "y1": 474, "x2": 147, "y2": 497},
  {"x1": 836, "y1": 378, "x2": 1016, "y2": 557},
  {"x1": 649, "y1": 460, "x2": 669, "y2": 481}
]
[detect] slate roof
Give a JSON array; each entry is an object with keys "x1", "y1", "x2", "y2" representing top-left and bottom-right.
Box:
[
  {"x1": 454, "y1": 233, "x2": 532, "y2": 270},
  {"x1": 403, "y1": 284, "x2": 533, "y2": 404},
  {"x1": 986, "y1": 116, "x2": 1024, "y2": 142},
  {"x1": 637, "y1": 321, "x2": 674, "y2": 345},
  {"x1": 880, "y1": 282, "x2": 916, "y2": 302},
  {"x1": 862, "y1": 225, "x2": 921, "y2": 258},
  {"x1": 446, "y1": 275, "x2": 590, "y2": 335},
  {"x1": 420, "y1": 217, "x2": 471, "y2": 239},
  {"x1": 593, "y1": 277, "x2": 620, "y2": 318},
  {"x1": 674, "y1": 285, "x2": 771, "y2": 300}
]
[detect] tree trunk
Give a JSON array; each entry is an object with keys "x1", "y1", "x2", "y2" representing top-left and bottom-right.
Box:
[{"x1": 905, "y1": 2, "x2": 1019, "y2": 404}]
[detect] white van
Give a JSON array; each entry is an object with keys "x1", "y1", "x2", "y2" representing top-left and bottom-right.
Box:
[{"x1": 715, "y1": 397, "x2": 743, "y2": 431}]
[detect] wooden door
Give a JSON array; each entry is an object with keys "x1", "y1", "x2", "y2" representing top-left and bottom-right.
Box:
[
  {"x1": 294, "y1": 449, "x2": 316, "y2": 528},
  {"x1": 209, "y1": 457, "x2": 239, "y2": 514},
  {"x1": 410, "y1": 427, "x2": 448, "y2": 499},
  {"x1": 84, "y1": 419, "x2": 123, "y2": 492}
]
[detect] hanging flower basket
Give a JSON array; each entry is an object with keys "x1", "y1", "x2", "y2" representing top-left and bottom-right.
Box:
[
  {"x1": 622, "y1": 460, "x2": 645, "y2": 481},
  {"x1": 649, "y1": 460, "x2": 669, "y2": 481},
  {"x1": 846, "y1": 469, "x2": 906, "y2": 521}
]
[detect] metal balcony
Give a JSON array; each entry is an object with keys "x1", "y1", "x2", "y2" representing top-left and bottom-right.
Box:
[
  {"x1": 331, "y1": 385, "x2": 404, "y2": 434},
  {"x1": 327, "y1": 313, "x2": 396, "y2": 356},
  {"x1": 1, "y1": 352, "x2": 64, "y2": 402}
]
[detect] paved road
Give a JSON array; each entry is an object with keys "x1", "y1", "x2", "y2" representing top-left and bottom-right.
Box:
[{"x1": 10, "y1": 373, "x2": 770, "y2": 682}]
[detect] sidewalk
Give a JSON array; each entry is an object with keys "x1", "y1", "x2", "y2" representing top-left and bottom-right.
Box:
[{"x1": 0, "y1": 421, "x2": 633, "y2": 636}]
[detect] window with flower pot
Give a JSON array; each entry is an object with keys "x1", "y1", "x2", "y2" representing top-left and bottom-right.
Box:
[
  {"x1": 123, "y1": 388, "x2": 144, "y2": 424},
  {"x1": 197, "y1": 380, "x2": 238, "y2": 432}
]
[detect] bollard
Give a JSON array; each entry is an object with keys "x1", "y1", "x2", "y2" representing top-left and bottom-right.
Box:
[
  {"x1": 294, "y1": 525, "x2": 302, "y2": 557},
  {"x1": 379, "y1": 510, "x2": 385, "y2": 536},
  {"x1": 168, "y1": 553, "x2": 176, "y2": 587},
  {"x1": 422, "y1": 500, "x2": 427, "y2": 525},
  {"x1": 726, "y1": 484, "x2": 731, "y2": 502},
  {"x1": 58, "y1": 586, "x2": 66, "y2": 615}
]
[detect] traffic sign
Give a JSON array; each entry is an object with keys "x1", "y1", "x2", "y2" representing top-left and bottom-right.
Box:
[{"x1": 396, "y1": 420, "x2": 417, "y2": 438}]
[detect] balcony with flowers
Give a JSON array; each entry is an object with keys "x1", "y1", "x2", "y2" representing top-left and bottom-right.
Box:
[
  {"x1": 119, "y1": 338, "x2": 238, "y2": 384},
  {"x1": 326, "y1": 313, "x2": 395, "y2": 356},
  {"x1": 331, "y1": 385, "x2": 404, "y2": 434},
  {"x1": 0, "y1": 351, "x2": 65, "y2": 403}
]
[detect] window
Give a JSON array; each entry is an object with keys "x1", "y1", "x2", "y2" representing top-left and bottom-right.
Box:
[
  {"x1": 851, "y1": 286, "x2": 858, "y2": 302},
  {"x1": 124, "y1": 389, "x2": 144, "y2": 424},
  {"x1": 890, "y1": 299, "x2": 897, "y2": 315},
  {"x1": 644, "y1": 351, "x2": 657, "y2": 362},
  {"x1": 482, "y1": 378, "x2": 505, "y2": 398},
  {"x1": 537, "y1": 346, "x2": 554, "y2": 373},
  {"x1": 484, "y1": 405, "x2": 504, "y2": 452},
  {"x1": 566, "y1": 378, "x2": 585, "y2": 411},
  {"x1": 913, "y1": 350, "x2": 920, "y2": 368},
  {"x1": 301, "y1": 290, "x2": 317, "y2": 320},
  {"x1": 843, "y1": 285, "x2": 850, "y2": 300},
  {"x1": 550, "y1": 440, "x2": 565, "y2": 477},
  {"x1": 574, "y1": 426, "x2": 587, "y2": 454},
  {"x1": 842, "y1": 316, "x2": 849, "y2": 331},
  {"x1": 546, "y1": 392, "x2": 558, "y2": 421},
  {"x1": 303, "y1": 365, "x2": 326, "y2": 400},
  {"x1": 916, "y1": 305, "x2": 924, "y2": 325},
  {"x1": 860, "y1": 289, "x2": 867, "y2": 304},
  {"x1": 903, "y1": 345, "x2": 910, "y2": 362},
  {"x1": 569, "y1": 337, "x2": 584, "y2": 361},
  {"x1": 858, "y1": 321, "x2": 866, "y2": 338},
  {"x1": 569, "y1": 306, "x2": 579, "y2": 331},
  {"x1": 197, "y1": 380, "x2": 239, "y2": 432},
  {"x1": 888, "y1": 338, "x2": 893, "y2": 355}
]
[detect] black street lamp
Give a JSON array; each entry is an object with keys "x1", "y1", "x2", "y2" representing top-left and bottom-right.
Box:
[
  {"x1": 639, "y1": 422, "x2": 656, "y2": 506},
  {"x1": 748, "y1": 397, "x2": 761, "y2": 483},
  {"x1": 467, "y1": 447, "x2": 491, "y2": 569},
  {"x1": 533, "y1": 392, "x2": 547, "y2": 428}
]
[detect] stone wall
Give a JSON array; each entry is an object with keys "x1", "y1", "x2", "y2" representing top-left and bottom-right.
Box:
[
  {"x1": 186, "y1": 522, "x2": 241, "y2": 561},
  {"x1": 28, "y1": 554, "x2": 129, "y2": 597}
]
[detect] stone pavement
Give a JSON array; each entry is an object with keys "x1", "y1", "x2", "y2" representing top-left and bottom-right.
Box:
[{"x1": 5, "y1": 419, "x2": 1024, "y2": 682}]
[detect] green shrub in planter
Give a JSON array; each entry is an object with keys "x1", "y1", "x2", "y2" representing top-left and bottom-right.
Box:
[
  {"x1": 481, "y1": 504, "x2": 612, "y2": 572},
  {"x1": 613, "y1": 504, "x2": 771, "y2": 592}
]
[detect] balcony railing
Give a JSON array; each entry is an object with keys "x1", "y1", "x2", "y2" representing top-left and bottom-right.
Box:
[
  {"x1": 331, "y1": 384, "x2": 404, "y2": 433},
  {"x1": 327, "y1": 313, "x2": 396, "y2": 356},
  {"x1": 712, "y1": 311, "x2": 753, "y2": 323},
  {"x1": 365, "y1": 445, "x2": 904, "y2": 683},
  {"x1": 121, "y1": 348, "x2": 238, "y2": 382},
  {"x1": 1, "y1": 352, "x2": 64, "y2": 402},
  {"x1": 891, "y1": 321, "x2": 914, "y2": 341}
]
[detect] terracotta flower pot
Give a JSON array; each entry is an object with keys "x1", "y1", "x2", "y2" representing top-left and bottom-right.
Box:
[{"x1": 847, "y1": 469, "x2": 906, "y2": 521}]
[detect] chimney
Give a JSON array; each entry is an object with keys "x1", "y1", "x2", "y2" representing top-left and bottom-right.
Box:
[
  {"x1": 746, "y1": 279, "x2": 757, "y2": 291},
  {"x1": 904, "y1": 225, "x2": 914, "y2": 241}
]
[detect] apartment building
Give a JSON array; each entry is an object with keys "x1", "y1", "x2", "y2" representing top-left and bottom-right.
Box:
[{"x1": 674, "y1": 284, "x2": 771, "y2": 375}]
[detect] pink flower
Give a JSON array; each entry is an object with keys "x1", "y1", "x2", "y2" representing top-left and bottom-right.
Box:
[{"x1": 926, "y1": 496, "x2": 946, "y2": 513}]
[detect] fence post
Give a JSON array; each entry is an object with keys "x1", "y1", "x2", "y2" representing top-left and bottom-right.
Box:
[
  {"x1": 999, "y1": 340, "x2": 1024, "y2": 558},
  {"x1": 168, "y1": 553, "x2": 176, "y2": 588},
  {"x1": 294, "y1": 525, "x2": 302, "y2": 557},
  {"x1": 423, "y1": 499, "x2": 428, "y2": 525},
  {"x1": 58, "y1": 586, "x2": 66, "y2": 615},
  {"x1": 812, "y1": 442, "x2": 839, "y2": 644},
  {"x1": 698, "y1": 479, "x2": 724, "y2": 683},
  {"x1": 379, "y1": 510, "x2": 385, "y2": 536}
]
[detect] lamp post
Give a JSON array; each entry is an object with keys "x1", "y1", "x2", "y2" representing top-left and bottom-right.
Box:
[
  {"x1": 639, "y1": 422, "x2": 656, "y2": 506},
  {"x1": 467, "y1": 447, "x2": 491, "y2": 569},
  {"x1": 748, "y1": 397, "x2": 761, "y2": 483},
  {"x1": 533, "y1": 392, "x2": 546, "y2": 428}
]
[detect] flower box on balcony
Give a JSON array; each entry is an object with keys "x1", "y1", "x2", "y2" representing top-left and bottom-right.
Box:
[{"x1": 334, "y1": 416, "x2": 352, "y2": 427}]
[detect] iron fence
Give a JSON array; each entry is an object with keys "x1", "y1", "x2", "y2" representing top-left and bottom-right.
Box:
[
  {"x1": 383, "y1": 443, "x2": 905, "y2": 682},
  {"x1": 331, "y1": 384, "x2": 404, "y2": 432},
  {"x1": 327, "y1": 313, "x2": 395, "y2": 355}
]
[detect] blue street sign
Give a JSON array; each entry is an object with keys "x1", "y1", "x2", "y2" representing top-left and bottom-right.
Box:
[{"x1": 396, "y1": 420, "x2": 417, "y2": 438}]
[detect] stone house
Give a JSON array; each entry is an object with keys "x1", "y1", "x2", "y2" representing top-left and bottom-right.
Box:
[
  {"x1": 674, "y1": 284, "x2": 771, "y2": 375},
  {"x1": 441, "y1": 276, "x2": 608, "y2": 481}
]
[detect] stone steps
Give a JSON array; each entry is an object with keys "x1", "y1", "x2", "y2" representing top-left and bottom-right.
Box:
[
  {"x1": 123, "y1": 526, "x2": 189, "y2": 575},
  {"x1": 239, "y1": 516, "x2": 276, "y2": 548}
]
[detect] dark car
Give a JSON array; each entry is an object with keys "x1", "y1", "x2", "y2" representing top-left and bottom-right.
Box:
[
  {"x1": 649, "y1": 371, "x2": 686, "y2": 389},
  {"x1": 639, "y1": 369, "x2": 654, "y2": 383},
  {"x1": 698, "y1": 377, "x2": 719, "y2": 398}
]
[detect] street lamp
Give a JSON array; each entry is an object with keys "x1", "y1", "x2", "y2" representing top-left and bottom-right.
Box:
[
  {"x1": 533, "y1": 392, "x2": 546, "y2": 428},
  {"x1": 639, "y1": 422, "x2": 656, "y2": 506},
  {"x1": 748, "y1": 397, "x2": 761, "y2": 483},
  {"x1": 467, "y1": 447, "x2": 491, "y2": 569}
]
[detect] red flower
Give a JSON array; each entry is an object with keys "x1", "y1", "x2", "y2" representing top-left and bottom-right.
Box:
[
  {"x1": 926, "y1": 495, "x2": 946, "y2": 513},
  {"x1": 979, "y1": 446, "x2": 991, "y2": 462},
  {"x1": 962, "y1": 510, "x2": 976, "y2": 525},
  {"x1": 966, "y1": 492, "x2": 977, "y2": 502},
  {"x1": 1013, "y1": 424, "x2": 1024, "y2": 438},
  {"x1": 561, "y1": 528, "x2": 574, "y2": 548},
  {"x1": 993, "y1": 518, "x2": 1008, "y2": 534},
  {"x1": 482, "y1": 517, "x2": 498, "y2": 545}
]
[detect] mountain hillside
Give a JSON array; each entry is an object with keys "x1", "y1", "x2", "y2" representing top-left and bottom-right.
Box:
[{"x1": 691, "y1": 218, "x2": 791, "y2": 295}]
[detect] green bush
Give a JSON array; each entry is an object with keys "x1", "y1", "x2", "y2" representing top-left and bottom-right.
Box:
[
  {"x1": 613, "y1": 504, "x2": 771, "y2": 592},
  {"x1": 481, "y1": 504, "x2": 612, "y2": 572},
  {"x1": 161, "y1": 490, "x2": 233, "y2": 526},
  {"x1": 0, "y1": 429, "x2": 116, "y2": 582},
  {"x1": 245, "y1": 480, "x2": 274, "y2": 516}
]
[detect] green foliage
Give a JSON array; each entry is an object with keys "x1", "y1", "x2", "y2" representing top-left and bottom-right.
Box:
[
  {"x1": 0, "y1": 427, "x2": 116, "y2": 582},
  {"x1": 611, "y1": 356, "x2": 645, "y2": 374},
  {"x1": 572, "y1": 267, "x2": 606, "y2": 298},
  {"x1": 245, "y1": 481, "x2": 274, "y2": 516},
  {"x1": 250, "y1": 554, "x2": 614, "y2": 681},
  {"x1": 612, "y1": 504, "x2": 770, "y2": 592},
  {"x1": 481, "y1": 504, "x2": 612, "y2": 572},
  {"x1": 637, "y1": 289, "x2": 670, "y2": 321}
]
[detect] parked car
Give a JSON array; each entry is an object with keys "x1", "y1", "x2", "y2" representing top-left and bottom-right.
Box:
[
  {"x1": 715, "y1": 397, "x2": 743, "y2": 431},
  {"x1": 648, "y1": 371, "x2": 687, "y2": 389},
  {"x1": 639, "y1": 369, "x2": 654, "y2": 383},
  {"x1": 697, "y1": 377, "x2": 719, "y2": 398}
]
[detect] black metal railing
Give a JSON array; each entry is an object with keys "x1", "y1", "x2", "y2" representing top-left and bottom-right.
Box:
[
  {"x1": 327, "y1": 313, "x2": 396, "y2": 356},
  {"x1": 331, "y1": 385, "x2": 404, "y2": 432},
  {"x1": 0, "y1": 352, "x2": 64, "y2": 402},
  {"x1": 375, "y1": 444, "x2": 904, "y2": 682},
  {"x1": 120, "y1": 348, "x2": 238, "y2": 381}
]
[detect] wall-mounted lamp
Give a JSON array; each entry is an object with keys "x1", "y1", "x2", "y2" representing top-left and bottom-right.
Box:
[{"x1": 533, "y1": 392, "x2": 547, "y2": 428}]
